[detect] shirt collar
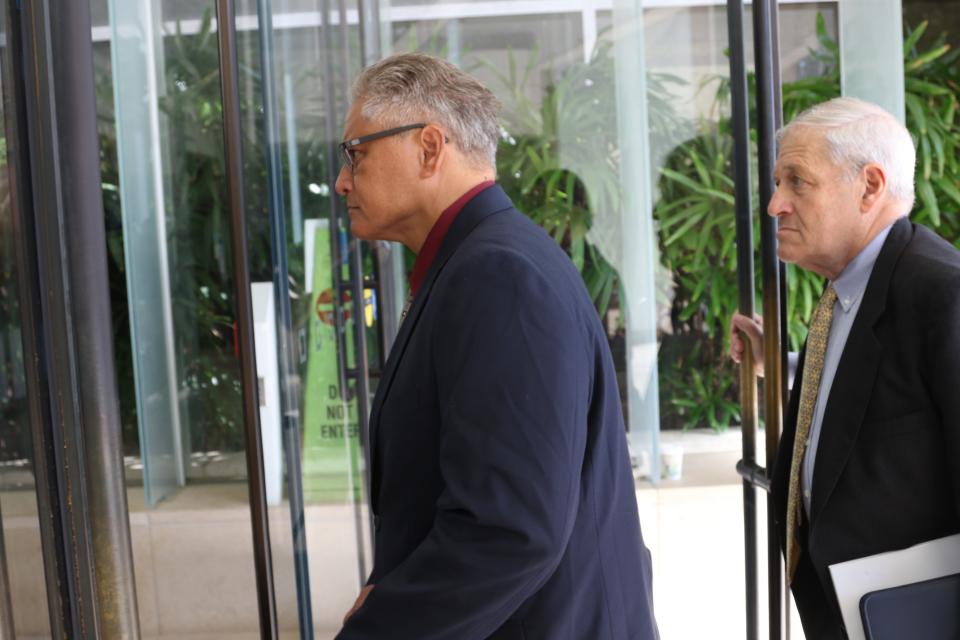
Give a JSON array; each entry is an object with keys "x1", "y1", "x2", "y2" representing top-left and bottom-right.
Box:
[
  {"x1": 408, "y1": 180, "x2": 495, "y2": 297},
  {"x1": 831, "y1": 222, "x2": 895, "y2": 313}
]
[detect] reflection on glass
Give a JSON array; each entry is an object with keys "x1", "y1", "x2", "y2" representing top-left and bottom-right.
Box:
[
  {"x1": 387, "y1": 8, "x2": 667, "y2": 475},
  {"x1": 99, "y1": 0, "x2": 376, "y2": 634},
  {"x1": 241, "y1": 2, "x2": 374, "y2": 636},
  {"x1": 96, "y1": 0, "x2": 264, "y2": 636},
  {"x1": 840, "y1": 0, "x2": 906, "y2": 121}
]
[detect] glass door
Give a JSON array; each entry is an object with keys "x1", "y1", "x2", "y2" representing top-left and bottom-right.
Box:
[
  {"x1": 233, "y1": 0, "x2": 380, "y2": 636},
  {"x1": 95, "y1": 0, "x2": 380, "y2": 635}
]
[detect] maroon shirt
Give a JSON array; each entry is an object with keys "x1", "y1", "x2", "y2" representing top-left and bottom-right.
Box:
[{"x1": 408, "y1": 180, "x2": 495, "y2": 297}]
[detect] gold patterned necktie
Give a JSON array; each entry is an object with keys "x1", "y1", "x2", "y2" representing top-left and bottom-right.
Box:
[{"x1": 786, "y1": 284, "x2": 837, "y2": 584}]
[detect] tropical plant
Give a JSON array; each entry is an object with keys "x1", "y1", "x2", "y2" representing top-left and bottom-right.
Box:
[
  {"x1": 98, "y1": 12, "x2": 249, "y2": 454},
  {"x1": 484, "y1": 36, "x2": 687, "y2": 317},
  {"x1": 652, "y1": 126, "x2": 746, "y2": 431},
  {"x1": 903, "y1": 21, "x2": 960, "y2": 239},
  {"x1": 485, "y1": 41, "x2": 620, "y2": 315},
  {"x1": 99, "y1": 10, "x2": 335, "y2": 454},
  {"x1": 665, "y1": 357, "x2": 741, "y2": 433}
]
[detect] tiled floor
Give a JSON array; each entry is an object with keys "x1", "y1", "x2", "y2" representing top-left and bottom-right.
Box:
[{"x1": 640, "y1": 448, "x2": 804, "y2": 639}]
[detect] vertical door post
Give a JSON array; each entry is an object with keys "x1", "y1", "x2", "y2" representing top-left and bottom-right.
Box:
[
  {"x1": 726, "y1": 1, "x2": 759, "y2": 638},
  {"x1": 752, "y1": 0, "x2": 787, "y2": 637},
  {"x1": 9, "y1": 0, "x2": 141, "y2": 636},
  {"x1": 214, "y1": 1, "x2": 279, "y2": 637}
]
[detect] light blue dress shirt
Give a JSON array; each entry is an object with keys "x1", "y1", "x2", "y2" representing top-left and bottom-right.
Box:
[{"x1": 800, "y1": 223, "x2": 894, "y2": 516}]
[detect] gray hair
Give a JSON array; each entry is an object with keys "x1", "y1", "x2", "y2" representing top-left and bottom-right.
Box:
[
  {"x1": 778, "y1": 97, "x2": 916, "y2": 207},
  {"x1": 352, "y1": 53, "x2": 502, "y2": 169}
]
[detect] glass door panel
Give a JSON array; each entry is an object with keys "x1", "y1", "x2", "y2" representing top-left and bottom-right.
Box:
[
  {"x1": 236, "y1": 0, "x2": 373, "y2": 636},
  {"x1": 93, "y1": 0, "x2": 263, "y2": 636},
  {"x1": 107, "y1": 0, "x2": 186, "y2": 508}
]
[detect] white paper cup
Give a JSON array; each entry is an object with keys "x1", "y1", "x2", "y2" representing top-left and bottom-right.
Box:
[{"x1": 661, "y1": 443, "x2": 684, "y2": 480}]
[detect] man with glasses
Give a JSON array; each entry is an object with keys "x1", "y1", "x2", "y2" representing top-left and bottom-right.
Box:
[{"x1": 334, "y1": 53, "x2": 658, "y2": 640}]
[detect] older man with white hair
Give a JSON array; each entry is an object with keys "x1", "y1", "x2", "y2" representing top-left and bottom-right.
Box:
[
  {"x1": 731, "y1": 96, "x2": 960, "y2": 638},
  {"x1": 334, "y1": 53, "x2": 658, "y2": 640}
]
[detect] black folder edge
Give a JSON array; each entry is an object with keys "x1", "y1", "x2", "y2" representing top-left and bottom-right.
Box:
[{"x1": 859, "y1": 572, "x2": 960, "y2": 640}]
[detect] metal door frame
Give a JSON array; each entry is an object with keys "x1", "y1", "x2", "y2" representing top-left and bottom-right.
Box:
[
  {"x1": 728, "y1": 0, "x2": 790, "y2": 639},
  {"x1": 213, "y1": 0, "x2": 390, "y2": 635},
  {"x1": 1, "y1": 0, "x2": 141, "y2": 636}
]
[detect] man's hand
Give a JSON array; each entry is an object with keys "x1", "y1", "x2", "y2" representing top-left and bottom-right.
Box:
[
  {"x1": 342, "y1": 585, "x2": 374, "y2": 626},
  {"x1": 730, "y1": 312, "x2": 765, "y2": 377}
]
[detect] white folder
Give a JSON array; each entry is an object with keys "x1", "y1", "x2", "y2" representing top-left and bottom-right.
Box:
[{"x1": 829, "y1": 533, "x2": 960, "y2": 640}]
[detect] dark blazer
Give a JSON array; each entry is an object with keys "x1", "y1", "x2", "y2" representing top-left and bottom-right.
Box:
[
  {"x1": 337, "y1": 185, "x2": 658, "y2": 639},
  {"x1": 771, "y1": 217, "x2": 960, "y2": 639}
]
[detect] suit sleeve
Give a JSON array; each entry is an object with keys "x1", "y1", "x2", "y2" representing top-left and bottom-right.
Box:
[
  {"x1": 928, "y1": 273, "x2": 960, "y2": 515},
  {"x1": 339, "y1": 250, "x2": 591, "y2": 639}
]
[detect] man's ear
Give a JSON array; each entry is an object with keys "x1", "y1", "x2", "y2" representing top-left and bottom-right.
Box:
[
  {"x1": 419, "y1": 124, "x2": 445, "y2": 177},
  {"x1": 860, "y1": 163, "x2": 887, "y2": 213}
]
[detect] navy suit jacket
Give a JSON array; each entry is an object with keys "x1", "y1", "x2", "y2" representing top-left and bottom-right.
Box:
[
  {"x1": 337, "y1": 185, "x2": 658, "y2": 639},
  {"x1": 771, "y1": 218, "x2": 960, "y2": 639}
]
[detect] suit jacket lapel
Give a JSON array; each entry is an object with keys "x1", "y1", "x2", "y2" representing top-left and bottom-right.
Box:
[
  {"x1": 367, "y1": 185, "x2": 514, "y2": 509},
  {"x1": 809, "y1": 217, "x2": 913, "y2": 524}
]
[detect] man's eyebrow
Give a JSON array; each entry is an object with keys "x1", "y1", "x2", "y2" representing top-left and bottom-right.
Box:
[{"x1": 776, "y1": 162, "x2": 806, "y2": 175}]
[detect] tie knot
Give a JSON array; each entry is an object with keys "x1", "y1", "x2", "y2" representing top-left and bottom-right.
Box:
[
  {"x1": 807, "y1": 284, "x2": 837, "y2": 339},
  {"x1": 822, "y1": 284, "x2": 838, "y2": 307},
  {"x1": 815, "y1": 285, "x2": 838, "y2": 319}
]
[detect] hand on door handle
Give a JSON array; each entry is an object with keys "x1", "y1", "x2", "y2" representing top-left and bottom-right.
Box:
[{"x1": 730, "y1": 312, "x2": 764, "y2": 377}]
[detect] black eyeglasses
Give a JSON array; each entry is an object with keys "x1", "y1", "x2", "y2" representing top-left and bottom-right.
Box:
[{"x1": 339, "y1": 123, "x2": 426, "y2": 168}]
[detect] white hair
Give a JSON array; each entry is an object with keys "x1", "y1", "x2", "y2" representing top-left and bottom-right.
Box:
[
  {"x1": 352, "y1": 53, "x2": 502, "y2": 169},
  {"x1": 778, "y1": 97, "x2": 916, "y2": 208}
]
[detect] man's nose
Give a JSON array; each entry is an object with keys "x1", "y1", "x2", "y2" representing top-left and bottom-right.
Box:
[
  {"x1": 335, "y1": 164, "x2": 352, "y2": 196},
  {"x1": 767, "y1": 185, "x2": 788, "y2": 218}
]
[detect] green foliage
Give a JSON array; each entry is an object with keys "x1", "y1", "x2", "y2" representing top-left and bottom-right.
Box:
[
  {"x1": 652, "y1": 127, "x2": 752, "y2": 431},
  {"x1": 100, "y1": 11, "x2": 332, "y2": 454},
  {"x1": 655, "y1": 132, "x2": 739, "y2": 334},
  {"x1": 99, "y1": 11, "x2": 247, "y2": 454},
  {"x1": 91, "y1": 11, "x2": 960, "y2": 449},
  {"x1": 487, "y1": 41, "x2": 624, "y2": 315},
  {"x1": 487, "y1": 36, "x2": 687, "y2": 317},
  {"x1": 652, "y1": 15, "x2": 841, "y2": 430},
  {"x1": 904, "y1": 21, "x2": 960, "y2": 238},
  {"x1": 667, "y1": 361, "x2": 741, "y2": 433}
]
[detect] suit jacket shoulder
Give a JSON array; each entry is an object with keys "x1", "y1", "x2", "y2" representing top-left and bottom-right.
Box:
[{"x1": 888, "y1": 222, "x2": 960, "y2": 320}]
